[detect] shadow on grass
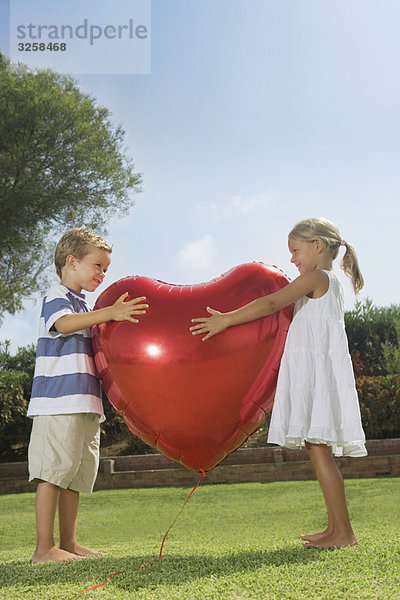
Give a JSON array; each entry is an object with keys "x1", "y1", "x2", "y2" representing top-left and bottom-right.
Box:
[{"x1": 0, "y1": 546, "x2": 327, "y2": 593}]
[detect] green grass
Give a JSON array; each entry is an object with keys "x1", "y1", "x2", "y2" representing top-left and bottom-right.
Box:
[{"x1": 0, "y1": 479, "x2": 399, "y2": 600}]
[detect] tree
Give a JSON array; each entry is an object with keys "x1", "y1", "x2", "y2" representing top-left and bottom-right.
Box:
[{"x1": 0, "y1": 53, "x2": 142, "y2": 318}]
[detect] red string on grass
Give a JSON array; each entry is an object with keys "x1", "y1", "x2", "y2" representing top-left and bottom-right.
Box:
[{"x1": 67, "y1": 470, "x2": 205, "y2": 599}]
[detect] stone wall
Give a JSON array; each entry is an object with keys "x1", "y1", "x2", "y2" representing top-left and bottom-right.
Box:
[{"x1": 1, "y1": 439, "x2": 399, "y2": 494}]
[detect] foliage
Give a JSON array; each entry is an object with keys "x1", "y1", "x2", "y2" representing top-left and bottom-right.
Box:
[
  {"x1": 0, "y1": 340, "x2": 36, "y2": 383},
  {"x1": 2, "y1": 300, "x2": 400, "y2": 461},
  {"x1": 0, "y1": 340, "x2": 153, "y2": 460},
  {"x1": 0, "y1": 480, "x2": 399, "y2": 599},
  {"x1": 345, "y1": 299, "x2": 400, "y2": 375},
  {"x1": 0, "y1": 53, "x2": 142, "y2": 318},
  {"x1": 356, "y1": 375, "x2": 400, "y2": 440},
  {"x1": 381, "y1": 319, "x2": 400, "y2": 375},
  {"x1": 122, "y1": 431, "x2": 157, "y2": 455},
  {"x1": 101, "y1": 394, "x2": 155, "y2": 455},
  {"x1": 244, "y1": 414, "x2": 271, "y2": 448},
  {"x1": 349, "y1": 349, "x2": 367, "y2": 377},
  {"x1": 248, "y1": 372, "x2": 400, "y2": 445},
  {"x1": 0, "y1": 341, "x2": 36, "y2": 460}
]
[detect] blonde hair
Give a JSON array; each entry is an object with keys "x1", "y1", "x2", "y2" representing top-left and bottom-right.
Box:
[
  {"x1": 55, "y1": 226, "x2": 112, "y2": 278},
  {"x1": 289, "y1": 217, "x2": 364, "y2": 294}
]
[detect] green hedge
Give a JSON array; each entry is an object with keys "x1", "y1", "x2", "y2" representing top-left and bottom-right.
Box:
[
  {"x1": 345, "y1": 299, "x2": 400, "y2": 376},
  {"x1": 0, "y1": 342, "x2": 35, "y2": 460},
  {"x1": 1, "y1": 374, "x2": 398, "y2": 459},
  {"x1": 246, "y1": 375, "x2": 400, "y2": 447},
  {"x1": 1, "y1": 298, "x2": 400, "y2": 461},
  {"x1": 356, "y1": 375, "x2": 400, "y2": 440}
]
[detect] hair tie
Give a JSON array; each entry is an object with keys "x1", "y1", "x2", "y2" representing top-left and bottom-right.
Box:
[{"x1": 340, "y1": 240, "x2": 347, "y2": 246}]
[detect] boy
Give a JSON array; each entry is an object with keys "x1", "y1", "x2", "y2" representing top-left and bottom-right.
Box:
[{"x1": 27, "y1": 226, "x2": 148, "y2": 563}]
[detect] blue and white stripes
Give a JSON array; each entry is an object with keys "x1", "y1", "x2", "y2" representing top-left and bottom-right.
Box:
[{"x1": 27, "y1": 284, "x2": 104, "y2": 420}]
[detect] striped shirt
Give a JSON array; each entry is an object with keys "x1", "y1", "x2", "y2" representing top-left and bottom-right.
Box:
[{"x1": 27, "y1": 284, "x2": 104, "y2": 421}]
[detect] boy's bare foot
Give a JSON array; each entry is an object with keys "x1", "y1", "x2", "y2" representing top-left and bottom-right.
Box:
[
  {"x1": 32, "y1": 546, "x2": 84, "y2": 563},
  {"x1": 303, "y1": 533, "x2": 358, "y2": 549},
  {"x1": 300, "y1": 527, "x2": 331, "y2": 542},
  {"x1": 60, "y1": 542, "x2": 105, "y2": 557}
]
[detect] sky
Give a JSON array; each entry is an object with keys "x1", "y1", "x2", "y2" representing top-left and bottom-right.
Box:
[{"x1": 1, "y1": 0, "x2": 399, "y2": 351}]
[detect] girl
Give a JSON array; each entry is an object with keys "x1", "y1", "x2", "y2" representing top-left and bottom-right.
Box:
[{"x1": 190, "y1": 217, "x2": 366, "y2": 548}]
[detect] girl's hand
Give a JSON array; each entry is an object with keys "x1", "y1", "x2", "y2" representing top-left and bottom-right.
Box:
[
  {"x1": 110, "y1": 293, "x2": 148, "y2": 323},
  {"x1": 190, "y1": 307, "x2": 230, "y2": 341}
]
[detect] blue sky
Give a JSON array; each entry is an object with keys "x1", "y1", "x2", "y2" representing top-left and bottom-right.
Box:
[{"x1": 1, "y1": 0, "x2": 399, "y2": 350}]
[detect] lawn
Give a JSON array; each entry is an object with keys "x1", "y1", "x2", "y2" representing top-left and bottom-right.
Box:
[{"x1": 0, "y1": 479, "x2": 399, "y2": 600}]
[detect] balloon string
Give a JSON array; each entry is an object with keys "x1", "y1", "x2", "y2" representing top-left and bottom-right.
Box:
[
  {"x1": 67, "y1": 470, "x2": 206, "y2": 600},
  {"x1": 157, "y1": 468, "x2": 205, "y2": 560}
]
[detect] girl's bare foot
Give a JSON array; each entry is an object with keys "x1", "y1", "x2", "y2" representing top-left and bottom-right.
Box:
[
  {"x1": 60, "y1": 542, "x2": 104, "y2": 557},
  {"x1": 32, "y1": 546, "x2": 84, "y2": 563},
  {"x1": 300, "y1": 527, "x2": 332, "y2": 542},
  {"x1": 303, "y1": 533, "x2": 358, "y2": 548}
]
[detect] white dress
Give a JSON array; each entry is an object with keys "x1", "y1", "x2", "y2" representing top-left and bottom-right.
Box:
[{"x1": 267, "y1": 270, "x2": 367, "y2": 457}]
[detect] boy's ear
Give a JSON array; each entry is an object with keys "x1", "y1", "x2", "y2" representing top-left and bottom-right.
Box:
[{"x1": 65, "y1": 254, "x2": 77, "y2": 271}]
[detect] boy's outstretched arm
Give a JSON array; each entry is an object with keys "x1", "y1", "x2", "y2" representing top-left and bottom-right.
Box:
[{"x1": 55, "y1": 293, "x2": 148, "y2": 335}]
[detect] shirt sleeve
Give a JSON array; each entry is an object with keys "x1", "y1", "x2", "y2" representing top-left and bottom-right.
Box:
[{"x1": 43, "y1": 296, "x2": 74, "y2": 335}]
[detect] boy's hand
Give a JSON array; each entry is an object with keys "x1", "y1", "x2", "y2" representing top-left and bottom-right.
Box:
[
  {"x1": 110, "y1": 293, "x2": 148, "y2": 323},
  {"x1": 190, "y1": 307, "x2": 230, "y2": 341}
]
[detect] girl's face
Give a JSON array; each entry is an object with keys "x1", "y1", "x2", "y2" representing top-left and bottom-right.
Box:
[{"x1": 288, "y1": 237, "x2": 321, "y2": 275}]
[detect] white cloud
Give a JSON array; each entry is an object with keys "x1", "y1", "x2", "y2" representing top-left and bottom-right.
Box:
[
  {"x1": 176, "y1": 234, "x2": 216, "y2": 271},
  {"x1": 208, "y1": 192, "x2": 272, "y2": 222}
]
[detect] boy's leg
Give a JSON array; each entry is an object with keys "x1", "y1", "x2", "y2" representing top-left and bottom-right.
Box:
[
  {"x1": 58, "y1": 488, "x2": 104, "y2": 556},
  {"x1": 32, "y1": 481, "x2": 82, "y2": 563},
  {"x1": 58, "y1": 414, "x2": 104, "y2": 556},
  {"x1": 303, "y1": 443, "x2": 357, "y2": 548}
]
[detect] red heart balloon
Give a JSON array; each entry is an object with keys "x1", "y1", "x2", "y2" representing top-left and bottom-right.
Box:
[{"x1": 92, "y1": 263, "x2": 292, "y2": 473}]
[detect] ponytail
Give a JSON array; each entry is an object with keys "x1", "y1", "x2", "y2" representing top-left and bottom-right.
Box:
[
  {"x1": 341, "y1": 241, "x2": 364, "y2": 294},
  {"x1": 289, "y1": 217, "x2": 364, "y2": 294}
]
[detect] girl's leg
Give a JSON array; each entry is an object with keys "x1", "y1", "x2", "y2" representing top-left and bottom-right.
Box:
[
  {"x1": 32, "y1": 481, "x2": 82, "y2": 563},
  {"x1": 300, "y1": 442, "x2": 334, "y2": 542},
  {"x1": 303, "y1": 443, "x2": 357, "y2": 548},
  {"x1": 300, "y1": 521, "x2": 333, "y2": 542},
  {"x1": 58, "y1": 488, "x2": 104, "y2": 556}
]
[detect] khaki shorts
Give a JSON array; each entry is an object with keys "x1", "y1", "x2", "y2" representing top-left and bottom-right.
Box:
[{"x1": 28, "y1": 414, "x2": 100, "y2": 493}]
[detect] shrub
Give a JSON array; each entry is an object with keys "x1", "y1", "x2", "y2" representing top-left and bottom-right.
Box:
[
  {"x1": 1, "y1": 311, "x2": 400, "y2": 463},
  {"x1": 100, "y1": 394, "x2": 155, "y2": 455},
  {"x1": 381, "y1": 319, "x2": 400, "y2": 375},
  {"x1": 345, "y1": 299, "x2": 400, "y2": 375},
  {"x1": 0, "y1": 370, "x2": 31, "y2": 460},
  {"x1": 356, "y1": 375, "x2": 400, "y2": 439},
  {"x1": 0, "y1": 341, "x2": 35, "y2": 460}
]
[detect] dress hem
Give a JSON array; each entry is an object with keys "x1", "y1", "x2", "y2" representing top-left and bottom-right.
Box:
[{"x1": 267, "y1": 433, "x2": 367, "y2": 457}]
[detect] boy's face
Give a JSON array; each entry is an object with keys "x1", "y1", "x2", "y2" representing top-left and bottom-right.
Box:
[{"x1": 64, "y1": 246, "x2": 111, "y2": 293}]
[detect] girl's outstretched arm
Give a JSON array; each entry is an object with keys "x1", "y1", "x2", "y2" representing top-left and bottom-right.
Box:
[{"x1": 190, "y1": 269, "x2": 328, "y2": 340}]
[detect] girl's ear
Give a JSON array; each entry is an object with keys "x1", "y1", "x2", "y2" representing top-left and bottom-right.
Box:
[{"x1": 314, "y1": 238, "x2": 324, "y2": 253}]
